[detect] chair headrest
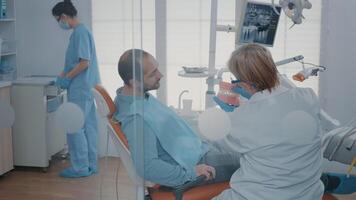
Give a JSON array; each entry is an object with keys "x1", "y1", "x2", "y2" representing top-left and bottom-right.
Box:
[{"x1": 93, "y1": 85, "x2": 116, "y2": 118}]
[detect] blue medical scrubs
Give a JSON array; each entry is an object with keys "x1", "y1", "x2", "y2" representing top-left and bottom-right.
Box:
[{"x1": 62, "y1": 23, "x2": 101, "y2": 176}]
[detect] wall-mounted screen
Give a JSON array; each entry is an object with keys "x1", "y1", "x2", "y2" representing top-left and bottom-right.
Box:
[{"x1": 239, "y1": 1, "x2": 281, "y2": 46}]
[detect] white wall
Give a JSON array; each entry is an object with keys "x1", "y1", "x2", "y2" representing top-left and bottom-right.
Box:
[
  {"x1": 320, "y1": 0, "x2": 356, "y2": 125},
  {"x1": 15, "y1": 0, "x2": 92, "y2": 77},
  {"x1": 320, "y1": 0, "x2": 356, "y2": 173}
]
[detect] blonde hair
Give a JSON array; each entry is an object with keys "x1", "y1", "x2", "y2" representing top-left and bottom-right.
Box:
[{"x1": 228, "y1": 44, "x2": 279, "y2": 92}]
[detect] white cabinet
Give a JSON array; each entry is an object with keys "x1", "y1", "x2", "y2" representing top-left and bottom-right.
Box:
[
  {"x1": 0, "y1": 83, "x2": 13, "y2": 175},
  {"x1": 0, "y1": 0, "x2": 16, "y2": 81},
  {"x1": 11, "y1": 77, "x2": 66, "y2": 168}
]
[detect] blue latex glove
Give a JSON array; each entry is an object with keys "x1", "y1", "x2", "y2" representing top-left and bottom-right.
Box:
[
  {"x1": 55, "y1": 76, "x2": 71, "y2": 89},
  {"x1": 213, "y1": 96, "x2": 237, "y2": 112}
]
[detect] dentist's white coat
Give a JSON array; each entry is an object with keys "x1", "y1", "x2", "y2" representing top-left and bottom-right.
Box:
[{"x1": 213, "y1": 85, "x2": 324, "y2": 200}]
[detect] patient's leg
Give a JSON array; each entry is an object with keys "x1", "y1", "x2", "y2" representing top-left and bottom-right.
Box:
[{"x1": 197, "y1": 145, "x2": 240, "y2": 184}]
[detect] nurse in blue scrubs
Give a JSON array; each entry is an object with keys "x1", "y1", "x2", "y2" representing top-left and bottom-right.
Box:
[{"x1": 52, "y1": 0, "x2": 101, "y2": 178}]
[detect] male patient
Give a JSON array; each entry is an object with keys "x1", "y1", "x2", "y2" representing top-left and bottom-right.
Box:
[
  {"x1": 114, "y1": 48, "x2": 356, "y2": 194},
  {"x1": 114, "y1": 49, "x2": 239, "y2": 187}
]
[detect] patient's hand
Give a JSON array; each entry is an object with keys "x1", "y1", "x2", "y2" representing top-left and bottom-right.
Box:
[{"x1": 195, "y1": 164, "x2": 216, "y2": 180}]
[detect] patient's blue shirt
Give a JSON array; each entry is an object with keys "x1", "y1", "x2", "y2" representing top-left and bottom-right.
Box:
[{"x1": 114, "y1": 88, "x2": 209, "y2": 186}]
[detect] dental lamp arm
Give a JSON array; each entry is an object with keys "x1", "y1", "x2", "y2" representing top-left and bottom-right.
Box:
[
  {"x1": 275, "y1": 55, "x2": 304, "y2": 66},
  {"x1": 275, "y1": 55, "x2": 326, "y2": 82}
]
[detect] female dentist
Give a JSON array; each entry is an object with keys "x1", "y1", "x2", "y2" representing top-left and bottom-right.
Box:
[
  {"x1": 52, "y1": 0, "x2": 101, "y2": 178},
  {"x1": 213, "y1": 44, "x2": 324, "y2": 199}
]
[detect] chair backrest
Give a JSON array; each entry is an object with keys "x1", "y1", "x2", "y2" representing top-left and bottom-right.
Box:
[
  {"x1": 92, "y1": 85, "x2": 129, "y2": 148},
  {"x1": 92, "y1": 85, "x2": 153, "y2": 187}
]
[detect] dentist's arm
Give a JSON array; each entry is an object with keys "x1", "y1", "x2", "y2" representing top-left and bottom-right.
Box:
[
  {"x1": 65, "y1": 29, "x2": 92, "y2": 79},
  {"x1": 65, "y1": 59, "x2": 89, "y2": 79}
]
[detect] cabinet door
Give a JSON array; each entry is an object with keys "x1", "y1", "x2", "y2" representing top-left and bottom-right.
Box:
[
  {"x1": 11, "y1": 85, "x2": 48, "y2": 167},
  {"x1": 0, "y1": 128, "x2": 13, "y2": 173},
  {"x1": 0, "y1": 86, "x2": 13, "y2": 175}
]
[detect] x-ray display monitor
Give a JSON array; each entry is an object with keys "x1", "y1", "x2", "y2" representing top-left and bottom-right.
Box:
[{"x1": 239, "y1": 1, "x2": 281, "y2": 46}]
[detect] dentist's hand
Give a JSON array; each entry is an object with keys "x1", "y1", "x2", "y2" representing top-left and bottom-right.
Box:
[
  {"x1": 195, "y1": 164, "x2": 216, "y2": 180},
  {"x1": 55, "y1": 76, "x2": 71, "y2": 89}
]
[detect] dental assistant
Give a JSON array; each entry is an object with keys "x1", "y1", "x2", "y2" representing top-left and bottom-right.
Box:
[
  {"x1": 213, "y1": 44, "x2": 324, "y2": 199},
  {"x1": 52, "y1": 0, "x2": 101, "y2": 178}
]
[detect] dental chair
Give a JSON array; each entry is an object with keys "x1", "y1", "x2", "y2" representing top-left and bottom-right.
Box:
[
  {"x1": 92, "y1": 85, "x2": 338, "y2": 200},
  {"x1": 92, "y1": 85, "x2": 229, "y2": 200},
  {"x1": 323, "y1": 120, "x2": 356, "y2": 170}
]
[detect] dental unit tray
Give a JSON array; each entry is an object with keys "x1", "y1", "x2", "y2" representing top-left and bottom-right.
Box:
[
  {"x1": 178, "y1": 67, "x2": 210, "y2": 78},
  {"x1": 182, "y1": 66, "x2": 208, "y2": 73}
]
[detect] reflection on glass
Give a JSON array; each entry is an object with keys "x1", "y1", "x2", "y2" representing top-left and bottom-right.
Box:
[
  {"x1": 0, "y1": 99, "x2": 14, "y2": 128},
  {"x1": 54, "y1": 102, "x2": 84, "y2": 133}
]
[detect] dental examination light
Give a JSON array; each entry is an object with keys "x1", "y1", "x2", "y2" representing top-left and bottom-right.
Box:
[
  {"x1": 271, "y1": 0, "x2": 312, "y2": 28},
  {"x1": 293, "y1": 66, "x2": 326, "y2": 82}
]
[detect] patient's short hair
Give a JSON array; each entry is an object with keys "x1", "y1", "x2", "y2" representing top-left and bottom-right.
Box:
[
  {"x1": 118, "y1": 49, "x2": 149, "y2": 85},
  {"x1": 228, "y1": 44, "x2": 279, "y2": 92}
]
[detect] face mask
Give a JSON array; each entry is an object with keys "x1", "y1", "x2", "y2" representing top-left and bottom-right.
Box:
[
  {"x1": 231, "y1": 79, "x2": 253, "y2": 99},
  {"x1": 232, "y1": 86, "x2": 252, "y2": 99},
  {"x1": 59, "y1": 20, "x2": 71, "y2": 30}
]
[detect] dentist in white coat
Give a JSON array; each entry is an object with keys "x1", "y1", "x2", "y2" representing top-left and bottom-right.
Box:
[{"x1": 213, "y1": 44, "x2": 324, "y2": 200}]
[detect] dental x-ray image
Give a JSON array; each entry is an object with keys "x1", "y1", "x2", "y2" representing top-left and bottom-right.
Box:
[{"x1": 239, "y1": 1, "x2": 281, "y2": 46}]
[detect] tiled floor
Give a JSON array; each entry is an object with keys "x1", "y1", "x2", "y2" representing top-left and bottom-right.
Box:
[{"x1": 0, "y1": 156, "x2": 355, "y2": 200}]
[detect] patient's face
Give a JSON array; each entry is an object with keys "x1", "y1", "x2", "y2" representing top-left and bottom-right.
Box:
[{"x1": 143, "y1": 55, "x2": 163, "y2": 92}]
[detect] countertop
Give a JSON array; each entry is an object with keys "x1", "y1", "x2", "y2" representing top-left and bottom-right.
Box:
[
  {"x1": 0, "y1": 76, "x2": 57, "y2": 88},
  {"x1": 12, "y1": 76, "x2": 56, "y2": 86}
]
